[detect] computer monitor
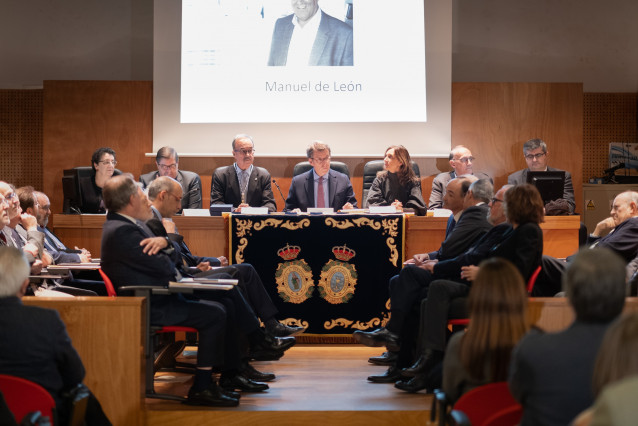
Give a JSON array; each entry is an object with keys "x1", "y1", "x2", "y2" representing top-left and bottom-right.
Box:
[{"x1": 526, "y1": 171, "x2": 565, "y2": 205}]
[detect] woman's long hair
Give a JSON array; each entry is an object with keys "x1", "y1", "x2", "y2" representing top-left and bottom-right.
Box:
[
  {"x1": 379, "y1": 145, "x2": 418, "y2": 186},
  {"x1": 459, "y1": 257, "x2": 530, "y2": 382}
]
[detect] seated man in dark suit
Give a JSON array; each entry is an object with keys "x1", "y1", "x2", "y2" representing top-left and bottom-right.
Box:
[
  {"x1": 0, "y1": 246, "x2": 111, "y2": 425},
  {"x1": 148, "y1": 176, "x2": 304, "y2": 338},
  {"x1": 509, "y1": 248, "x2": 627, "y2": 426},
  {"x1": 210, "y1": 134, "x2": 277, "y2": 212},
  {"x1": 100, "y1": 175, "x2": 293, "y2": 405},
  {"x1": 354, "y1": 178, "x2": 494, "y2": 382},
  {"x1": 285, "y1": 141, "x2": 357, "y2": 212},
  {"x1": 140, "y1": 146, "x2": 202, "y2": 212},
  {"x1": 267, "y1": 0, "x2": 353, "y2": 66},
  {"x1": 508, "y1": 138, "x2": 575, "y2": 214}
]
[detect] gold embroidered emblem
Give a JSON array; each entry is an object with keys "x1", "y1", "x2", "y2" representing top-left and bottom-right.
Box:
[
  {"x1": 274, "y1": 244, "x2": 314, "y2": 304},
  {"x1": 317, "y1": 245, "x2": 358, "y2": 304}
]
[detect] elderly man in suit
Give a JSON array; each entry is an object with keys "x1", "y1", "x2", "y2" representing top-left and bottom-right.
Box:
[
  {"x1": 428, "y1": 145, "x2": 491, "y2": 209},
  {"x1": 210, "y1": 134, "x2": 277, "y2": 212},
  {"x1": 285, "y1": 141, "x2": 357, "y2": 211},
  {"x1": 267, "y1": 0, "x2": 353, "y2": 66},
  {"x1": 0, "y1": 246, "x2": 111, "y2": 424},
  {"x1": 508, "y1": 138, "x2": 575, "y2": 214},
  {"x1": 140, "y1": 146, "x2": 202, "y2": 212}
]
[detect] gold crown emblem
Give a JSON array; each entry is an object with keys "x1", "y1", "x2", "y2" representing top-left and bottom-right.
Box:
[
  {"x1": 333, "y1": 244, "x2": 356, "y2": 261},
  {"x1": 278, "y1": 243, "x2": 301, "y2": 260}
]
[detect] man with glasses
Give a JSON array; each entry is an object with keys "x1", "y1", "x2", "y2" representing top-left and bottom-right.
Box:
[
  {"x1": 428, "y1": 145, "x2": 491, "y2": 209},
  {"x1": 210, "y1": 134, "x2": 277, "y2": 212},
  {"x1": 508, "y1": 138, "x2": 575, "y2": 214},
  {"x1": 285, "y1": 141, "x2": 357, "y2": 211},
  {"x1": 140, "y1": 146, "x2": 202, "y2": 212}
]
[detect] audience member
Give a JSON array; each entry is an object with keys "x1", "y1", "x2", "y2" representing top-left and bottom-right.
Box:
[
  {"x1": 509, "y1": 248, "x2": 627, "y2": 426},
  {"x1": 508, "y1": 138, "x2": 575, "y2": 214},
  {"x1": 354, "y1": 178, "x2": 493, "y2": 383},
  {"x1": 100, "y1": 175, "x2": 293, "y2": 404},
  {"x1": 394, "y1": 184, "x2": 543, "y2": 392},
  {"x1": 440, "y1": 258, "x2": 529, "y2": 404},
  {"x1": 540, "y1": 190, "x2": 638, "y2": 294},
  {"x1": 285, "y1": 141, "x2": 357, "y2": 211},
  {"x1": 0, "y1": 246, "x2": 111, "y2": 425},
  {"x1": 140, "y1": 146, "x2": 202, "y2": 212},
  {"x1": 210, "y1": 134, "x2": 277, "y2": 212},
  {"x1": 0, "y1": 181, "x2": 44, "y2": 274},
  {"x1": 148, "y1": 177, "x2": 304, "y2": 338},
  {"x1": 428, "y1": 145, "x2": 491, "y2": 209},
  {"x1": 77, "y1": 147, "x2": 121, "y2": 213},
  {"x1": 364, "y1": 145, "x2": 426, "y2": 215}
]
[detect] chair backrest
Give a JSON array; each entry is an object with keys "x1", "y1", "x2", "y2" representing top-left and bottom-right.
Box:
[
  {"x1": 293, "y1": 161, "x2": 350, "y2": 178},
  {"x1": 0, "y1": 374, "x2": 56, "y2": 424},
  {"x1": 451, "y1": 382, "x2": 521, "y2": 426},
  {"x1": 482, "y1": 404, "x2": 523, "y2": 426},
  {"x1": 98, "y1": 268, "x2": 117, "y2": 297},
  {"x1": 362, "y1": 160, "x2": 421, "y2": 206}
]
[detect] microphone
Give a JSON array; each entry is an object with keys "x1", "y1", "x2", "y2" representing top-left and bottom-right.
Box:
[{"x1": 272, "y1": 179, "x2": 286, "y2": 202}]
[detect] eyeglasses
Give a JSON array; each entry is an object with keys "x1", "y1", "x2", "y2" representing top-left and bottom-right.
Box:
[
  {"x1": 158, "y1": 163, "x2": 177, "y2": 171},
  {"x1": 454, "y1": 156, "x2": 474, "y2": 164},
  {"x1": 524, "y1": 152, "x2": 546, "y2": 160},
  {"x1": 234, "y1": 149, "x2": 255, "y2": 156},
  {"x1": 491, "y1": 198, "x2": 503, "y2": 204},
  {"x1": 99, "y1": 160, "x2": 117, "y2": 166},
  {"x1": 4, "y1": 192, "x2": 16, "y2": 200},
  {"x1": 311, "y1": 156, "x2": 331, "y2": 164}
]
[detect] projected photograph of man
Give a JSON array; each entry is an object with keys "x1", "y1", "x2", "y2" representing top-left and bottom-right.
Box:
[{"x1": 267, "y1": 0, "x2": 353, "y2": 66}]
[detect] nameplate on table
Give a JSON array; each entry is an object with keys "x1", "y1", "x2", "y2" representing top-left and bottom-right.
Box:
[
  {"x1": 239, "y1": 207, "x2": 269, "y2": 215},
  {"x1": 368, "y1": 206, "x2": 398, "y2": 214},
  {"x1": 307, "y1": 207, "x2": 334, "y2": 214},
  {"x1": 182, "y1": 208, "x2": 212, "y2": 217}
]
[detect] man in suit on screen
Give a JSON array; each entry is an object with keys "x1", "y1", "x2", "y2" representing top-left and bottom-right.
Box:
[{"x1": 268, "y1": 0, "x2": 353, "y2": 66}]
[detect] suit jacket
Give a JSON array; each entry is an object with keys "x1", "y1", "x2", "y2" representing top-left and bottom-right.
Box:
[
  {"x1": 39, "y1": 226, "x2": 81, "y2": 264},
  {"x1": 429, "y1": 204, "x2": 492, "y2": 261},
  {"x1": 77, "y1": 169, "x2": 122, "y2": 214},
  {"x1": 210, "y1": 165, "x2": 277, "y2": 212},
  {"x1": 428, "y1": 171, "x2": 492, "y2": 209},
  {"x1": 433, "y1": 223, "x2": 514, "y2": 281},
  {"x1": 490, "y1": 222, "x2": 544, "y2": 282},
  {"x1": 101, "y1": 211, "x2": 192, "y2": 325},
  {"x1": 586, "y1": 216, "x2": 638, "y2": 263},
  {"x1": 285, "y1": 168, "x2": 358, "y2": 211},
  {"x1": 140, "y1": 170, "x2": 203, "y2": 211},
  {"x1": 0, "y1": 296, "x2": 85, "y2": 408},
  {"x1": 365, "y1": 172, "x2": 426, "y2": 215},
  {"x1": 268, "y1": 10, "x2": 353, "y2": 66},
  {"x1": 508, "y1": 167, "x2": 575, "y2": 214},
  {"x1": 509, "y1": 321, "x2": 611, "y2": 426}
]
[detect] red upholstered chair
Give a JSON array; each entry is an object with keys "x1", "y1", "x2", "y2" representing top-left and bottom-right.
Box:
[
  {"x1": 448, "y1": 382, "x2": 522, "y2": 426},
  {"x1": 98, "y1": 268, "x2": 197, "y2": 401},
  {"x1": 0, "y1": 374, "x2": 56, "y2": 425},
  {"x1": 446, "y1": 265, "x2": 543, "y2": 330}
]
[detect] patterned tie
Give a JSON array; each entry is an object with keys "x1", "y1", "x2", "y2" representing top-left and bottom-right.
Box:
[
  {"x1": 0, "y1": 233, "x2": 6, "y2": 245},
  {"x1": 317, "y1": 176, "x2": 325, "y2": 208},
  {"x1": 239, "y1": 170, "x2": 249, "y2": 203}
]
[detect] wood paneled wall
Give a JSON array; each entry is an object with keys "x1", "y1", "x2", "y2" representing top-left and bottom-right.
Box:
[
  {"x1": 42, "y1": 80, "x2": 153, "y2": 216},
  {"x1": 9, "y1": 80, "x2": 631, "y2": 218}
]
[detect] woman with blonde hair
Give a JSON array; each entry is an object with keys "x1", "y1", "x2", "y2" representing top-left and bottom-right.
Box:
[
  {"x1": 442, "y1": 257, "x2": 530, "y2": 404},
  {"x1": 365, "y1": 145, "x2": 426, "y2": 215}
]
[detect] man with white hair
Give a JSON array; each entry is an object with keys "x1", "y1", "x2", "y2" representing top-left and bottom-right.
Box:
[{"x1": 0, "y1": 246, "x2": 110, "y2": 424}]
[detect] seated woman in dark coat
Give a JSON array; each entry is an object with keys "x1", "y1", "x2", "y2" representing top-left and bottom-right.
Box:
[
  {"x1": 442, "y1": 257, "x2": 529, "y2": 404},
  {"x1": 78, "y1": 147, "x2": 120, "y2": 213},
  {"x1": 364, "y1": 145, "x2": 426, "y2": 215}
]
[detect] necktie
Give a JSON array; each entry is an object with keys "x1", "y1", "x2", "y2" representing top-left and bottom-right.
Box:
[
  {"x1": 317, "y1": 176, "x2": 325, "y2": 208},
  {"x1": 239, "y1": 170, "x2": 249, "y2": 203},
  {"x1": 0, "y1": 233, "x2": 6, "y2": 245}
]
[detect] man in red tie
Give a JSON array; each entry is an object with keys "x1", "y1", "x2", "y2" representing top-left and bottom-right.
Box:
[{"x1": 285, "y1": 141, "x2": 357, "y2": 212}]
